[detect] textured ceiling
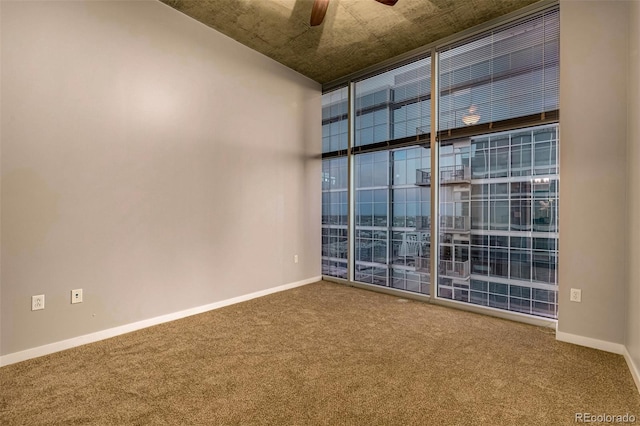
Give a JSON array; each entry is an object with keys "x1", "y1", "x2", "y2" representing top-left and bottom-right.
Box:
[{"x1": 161, "y1": 0, "x2": 540, "y2": 84}]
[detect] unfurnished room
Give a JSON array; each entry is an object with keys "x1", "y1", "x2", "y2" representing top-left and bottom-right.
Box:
[{"x1": 1, "y1": 0, "x2": 640, "y2": 424}]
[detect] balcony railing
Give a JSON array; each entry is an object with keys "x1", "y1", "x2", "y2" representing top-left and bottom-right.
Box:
[
  {"x1": 440, "y1": 165, "x2": 471, "y2": 184},
  {"x1": 439, "y1": 259, "x2": 470, "y2": 279},
  {"x1": 415, "y1": 215, "x2": 470, "y2": 233},
  {"x1": 415, "y1": 257, "x2": 470, "y2": 279},
  {"x1": 415, "y1": 165, "x2": 471, "y2": 186},
  {"x1": 440, "y1": 215, "x2": 470, "y2": 233},
  {"x1": 416, "y1": 169, "x2": 431, "y2": 186}
]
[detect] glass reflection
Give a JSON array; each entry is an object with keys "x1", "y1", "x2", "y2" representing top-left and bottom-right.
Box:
[{"x1": 438, "y1": 125, "x2": 559, "y2": 318}]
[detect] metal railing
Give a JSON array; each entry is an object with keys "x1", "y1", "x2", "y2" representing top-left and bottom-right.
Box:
[
  {"x1": 440, "y1": 165, "x2": 471, "y2": 183},
  {"x1": 416, "y1": 169, "x2": 431, "y2": 186},
  {"x1": 415, "y1": 257, "x2": 470, "y2": 279},
  {"x1": 415, "y1": 165, "x2": 471, "y2": 186},
  {"x1": 439, "y1": 260, "x2": 470, "y2": 279},
  {"x1": 415, "y1": 215, "x2": 470, "y2": 232},
  {"x1": 440, "y1": 215, "x2": 471, "y2": 232}
]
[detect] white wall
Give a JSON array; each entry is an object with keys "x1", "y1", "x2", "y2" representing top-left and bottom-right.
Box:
[
  {"x1": 558, "y1": 1, "x2": 629, "y2": 348},
  {"x1": 627, "y1": 0, "x2": 640, "y2": 382},
  {"x1": 0, "y1": 0, "x2": 321, "y2": 358}
]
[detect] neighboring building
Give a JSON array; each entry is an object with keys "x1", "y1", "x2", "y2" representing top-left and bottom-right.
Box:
[{"x1": 322, "y1": 7, "x2": 559, "y2": 319}]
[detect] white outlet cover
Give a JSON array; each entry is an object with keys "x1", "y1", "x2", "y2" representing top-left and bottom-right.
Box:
[
  {"x1": 32, "y1": 295, "x2": 45, "y2": 311},
  {"x1": 570, "y1": 288, "x2": 582, "y2": 302},
  {"x1": 71, "y1": 289, "x2": 83, "y2": 304}
]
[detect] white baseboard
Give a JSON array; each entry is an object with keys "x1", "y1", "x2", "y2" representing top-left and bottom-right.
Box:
[
  {"x1": 555, "y1": 331, "x2": 625, "y2": 355},
  {"x1": 623, "y1": 347, "x2": 640, "y2": 395},
  {"x1": 0, "y1": 276, "x2": 321, "y2": 367},
  {"x1": 554, "y1": 332, "x2": 640, "y2": 395}
]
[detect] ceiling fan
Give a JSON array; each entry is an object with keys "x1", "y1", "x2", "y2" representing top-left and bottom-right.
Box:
[{"x1": 310, "y1": 0, "x2": 399, "y2": 27}]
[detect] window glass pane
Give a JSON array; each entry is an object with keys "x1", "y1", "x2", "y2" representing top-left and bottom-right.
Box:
[
  {"x1": 322, "y1": 156, "x2": 348, "y2": 278},
  {"x1": 353, "y1": 146, "x2": 431, "y2": 295},
  {"x1": 438, "y1": 125, "x2": 558, "y2": 318},
  {"x1": 321, "y1": 8, "x2": 559, "y2": 320},
  {"x1": 322, "y1": 87, "x2": 348, "y2": 154},
  {"x1": 355, "y1": 58, "x2": 431, "y2": 147}
]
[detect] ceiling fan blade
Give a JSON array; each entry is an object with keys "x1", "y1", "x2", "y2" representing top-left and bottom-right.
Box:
[
  {"x1": 310, "y1": 0, "x2": 330, "y2": 27},
  {"x1": 374, "y1": 0, "x2": 398, "y2": 5}
]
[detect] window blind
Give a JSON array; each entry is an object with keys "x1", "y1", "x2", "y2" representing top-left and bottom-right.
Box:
[{"x1": 438, "y1": 7, "x2": 559, "y2": 133}]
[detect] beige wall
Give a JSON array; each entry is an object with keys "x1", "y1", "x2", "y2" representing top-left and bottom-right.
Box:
[
  {"x1": 558, "y1": 1, "x2": 628, "y2": 344},
  {"x1": 0, "y1": 0, "x2": 3, "y2": 359},
  {"x1": 0, "y1": 1, "x2": 321, "y2": 356},
  {"x1": 627, "y1": 0, "x2": 640, "y2": 372}
]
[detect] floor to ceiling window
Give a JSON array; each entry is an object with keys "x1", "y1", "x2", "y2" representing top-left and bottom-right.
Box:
[
  {"x1": 353, "y1": 58, "x2": 432, "y2": 294},
  {"x1": 321, "y1": 88, "x2": 348, "y2": 279},
  {"x1": 353, "y1": 147, "x2": 432, "y2": 293},
  {"x1": 437, "y1": 126, "x2": 559, "y2": 318},
  {"x1": 437, "y1": 8, "x2": 559, "y2": 317},
  {"x1": 321, "y1": 5, "x2": 559, "y2": 319}
]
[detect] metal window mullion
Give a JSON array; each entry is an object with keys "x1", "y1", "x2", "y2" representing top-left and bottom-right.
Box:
[
  {"x1": 430, "y1": 48, "x2": 439, "y2": 299},
  {"x1": 387, "y1": 151, "x2": 393, "y2": 286},
  {"x1": 347, "y1": 83, "x2": 356, "y2": 283}
]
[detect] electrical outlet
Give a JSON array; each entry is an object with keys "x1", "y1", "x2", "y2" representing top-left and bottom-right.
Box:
[
  {"x1": 32, "y1": 295, "x2": 45, "y2": 311},
  {"x1": 71, "y1": 289, "x2": 83, "y2": 304},
  {"x1": 294, "y1": 254, "x2": 299, "y2": 264},
  {"x1": 570, "y1": 288, "x2": 582, "y2": 303}
]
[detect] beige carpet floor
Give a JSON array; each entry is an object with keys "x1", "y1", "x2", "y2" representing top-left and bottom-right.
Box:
[{"x1": 1, "y1": 280, "x2": 639, "y2": 425}]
